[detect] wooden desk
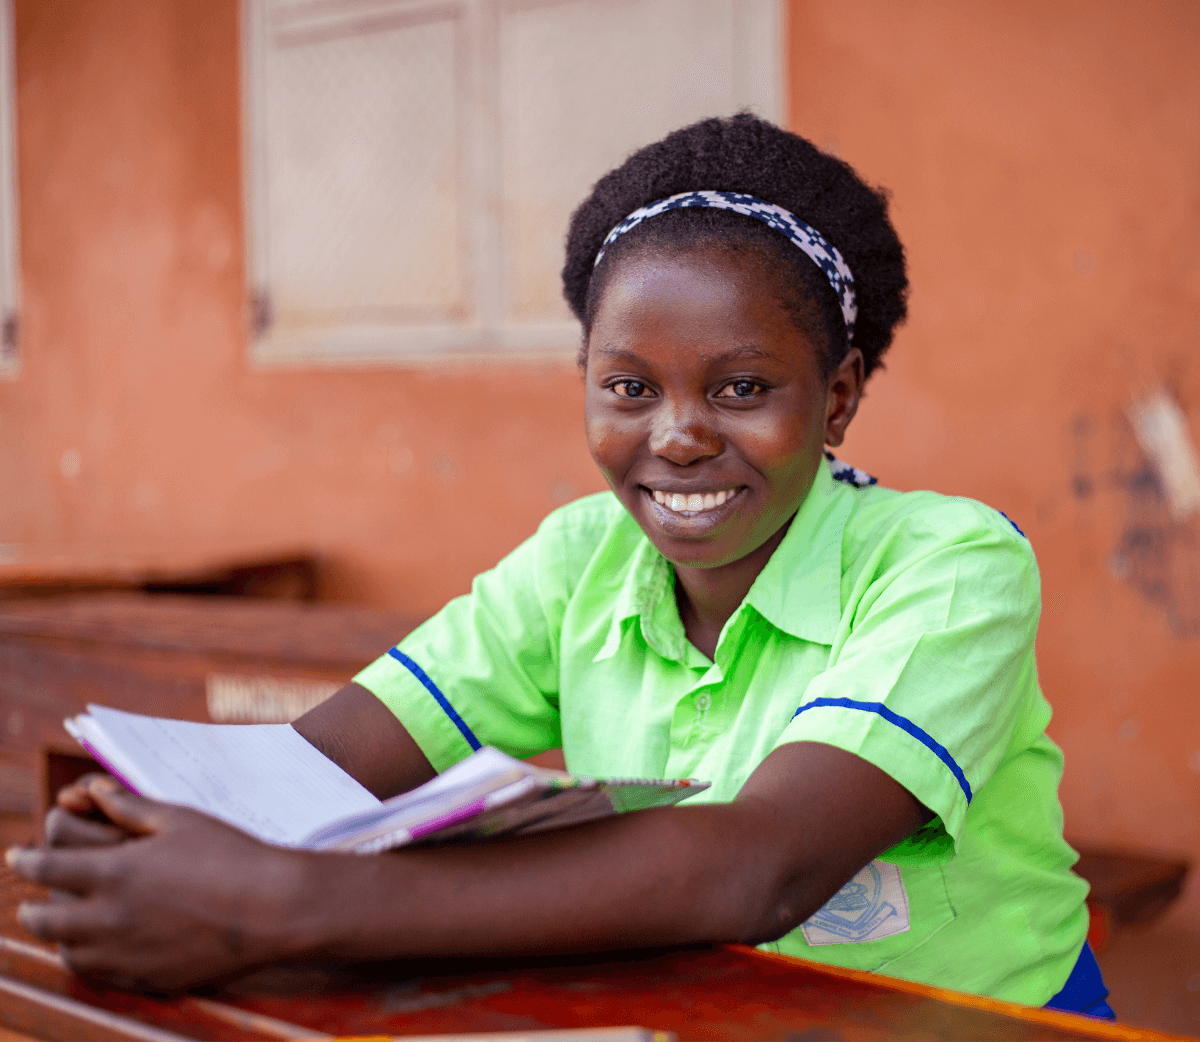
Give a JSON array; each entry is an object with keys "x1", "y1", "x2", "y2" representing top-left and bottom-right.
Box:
[{"x1": 0, "y1": 874, "x2": 1183, "y2": 1041}]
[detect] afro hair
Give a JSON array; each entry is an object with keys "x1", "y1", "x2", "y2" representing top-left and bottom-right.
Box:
[{"x1": 562, "y1": 113, "x2": 908, "y2": 379}]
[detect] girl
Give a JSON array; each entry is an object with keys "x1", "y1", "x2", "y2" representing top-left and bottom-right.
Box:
[{"x1": 10, "y1": 114, "x2": 1108, "y2": 1016}]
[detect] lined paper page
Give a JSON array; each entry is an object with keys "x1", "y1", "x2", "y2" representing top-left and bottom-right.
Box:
[{"x1": 75, "y1": 706, "x2": 380, "y2": 846}]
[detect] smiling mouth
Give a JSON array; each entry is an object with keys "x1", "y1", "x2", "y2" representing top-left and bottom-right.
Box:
[{"x1": 647, "y1": 487, "x2": 744, "y2": 516}]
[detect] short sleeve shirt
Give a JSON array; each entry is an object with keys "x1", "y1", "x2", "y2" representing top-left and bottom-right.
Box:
[{"x1": 354, "y1": 456, "x2": 1089, "y2": 1005}]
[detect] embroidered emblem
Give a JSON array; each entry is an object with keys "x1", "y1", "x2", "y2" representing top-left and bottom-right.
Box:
[
  {"x1": 824, "y1": 450, "x2": 877, "y2": 489},
  {"x1": 801, "y1": 860, "x2": 910, "y2": 946}
]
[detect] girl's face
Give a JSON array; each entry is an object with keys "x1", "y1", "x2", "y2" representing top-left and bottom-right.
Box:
[{"x1": 584, "y1": 245, "x2": 862, "y2": 571}]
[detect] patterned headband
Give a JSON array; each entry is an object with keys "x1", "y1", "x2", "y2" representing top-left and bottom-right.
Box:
[{"x1": 593, "y1": 190, "x2": 857, "y2": 341}]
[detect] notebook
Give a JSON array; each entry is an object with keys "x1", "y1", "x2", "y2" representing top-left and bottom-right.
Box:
[{"x1": 65, "y1": 705, "x2": 708, "y2": 853}]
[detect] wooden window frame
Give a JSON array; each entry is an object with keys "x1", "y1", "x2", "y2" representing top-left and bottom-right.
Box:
[{"x1": 0, "y1": 0, "x2": 19, "y2": 379}]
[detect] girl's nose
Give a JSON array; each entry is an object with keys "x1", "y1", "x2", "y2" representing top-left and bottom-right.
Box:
[{"x1": 648, "y1": 402, "x2": 722, "y2": 465}]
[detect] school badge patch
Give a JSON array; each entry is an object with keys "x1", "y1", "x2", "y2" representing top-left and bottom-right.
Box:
[{"x1": 801, "y1": 861, "x2": 910, "y2": 946}]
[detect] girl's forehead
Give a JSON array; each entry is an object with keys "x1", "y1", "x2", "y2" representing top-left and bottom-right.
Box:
[
  {"x1": 594, "y1": 247, "x2": 788, "y2": 328},
  {"x1": 589, "y1": 248, "x2": 821, "y2": 374},
  {"x1": 608, "y1": 240, "x2": 766, "y2": 279},
  {"x1": 597, "y1": 246, "x2": 772, "y2": 313}
]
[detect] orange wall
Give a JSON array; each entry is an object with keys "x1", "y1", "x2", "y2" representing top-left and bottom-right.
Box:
[
  {"x1": 3, "y1": 0, "x2": 604, "y2": 612},
  {"x1": 787, "y1": 0, "x2": 1200, "y2": 923},
  {"x1": 2, "y1": 0, "x2": 1197, "y2": 924}
]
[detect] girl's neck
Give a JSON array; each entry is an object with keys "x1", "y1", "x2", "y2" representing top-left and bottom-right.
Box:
[{"x1": 673, "y1": 520, "x2": 791, "y2": 660}]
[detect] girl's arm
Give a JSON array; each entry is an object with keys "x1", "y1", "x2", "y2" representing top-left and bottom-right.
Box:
[
  {"x1": 290, "y1": 682, "x2": 438, "y2": 797},
  {"x1": 8, "y1": 725, "x2": 923, "y2": 992}
]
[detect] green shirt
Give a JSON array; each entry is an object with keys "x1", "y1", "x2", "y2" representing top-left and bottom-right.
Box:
[{"x1": 355, "y1": 456, "x2": 1088, "y2": 1005}]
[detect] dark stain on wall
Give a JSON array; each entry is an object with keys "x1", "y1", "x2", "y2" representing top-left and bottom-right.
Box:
[{"x1": 1074, "y1": 409, "x2": 1200, "y2": 637}]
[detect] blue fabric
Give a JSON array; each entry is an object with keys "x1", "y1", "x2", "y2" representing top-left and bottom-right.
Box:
[
  {"x1": 386, "y1": 648, "x2": 482, "y2": 751},
  {"x1": 998, "y1": 511, "x2": 1027, "y2": 537},
  {"x1": 790, "y1": 697, "x2": 973, "y2": 803},
  {"x1": 1044, "y1": 942, "x2": 1115, "y2": 1019}
]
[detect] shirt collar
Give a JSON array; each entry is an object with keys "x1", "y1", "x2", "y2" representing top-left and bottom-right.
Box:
[
  {"x1": 594, "y1": 534, "x2": 687, "y2": 663},
  {"x1": 594, "y1": 458, "x2": 854, "y2": 663},
  {"x1": 742, "y1": 459, "x2": 851, "y2": 646}
]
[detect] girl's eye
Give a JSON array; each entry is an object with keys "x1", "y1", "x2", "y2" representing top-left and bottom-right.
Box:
[
  {"x1": 717, "y1": 379, "x2": 765, "y2": 399},
  {"x1": 613, "y1": 380, "x2": 653, "y2": 398}
]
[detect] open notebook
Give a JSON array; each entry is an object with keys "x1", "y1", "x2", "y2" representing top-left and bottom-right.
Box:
[{"x1": 65, "y1": 705, "x2": 709, "y2": 854}]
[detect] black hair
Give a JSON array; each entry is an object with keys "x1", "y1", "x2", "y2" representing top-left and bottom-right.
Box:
[{"x1": 561, "y1": 113, "x2": 907, "y2": 379}]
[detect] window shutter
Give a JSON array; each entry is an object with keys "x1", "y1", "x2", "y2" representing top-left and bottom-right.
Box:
[{"x1": 243, "y1": 0, "x2": 780, "y2": 366}]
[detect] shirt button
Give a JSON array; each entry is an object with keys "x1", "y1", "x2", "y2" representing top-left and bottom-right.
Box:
[{"x1": 696, "y1": 693, "x2": 712, "y2": 713}]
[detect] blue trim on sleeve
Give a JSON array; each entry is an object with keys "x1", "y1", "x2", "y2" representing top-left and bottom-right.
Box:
[
  {"x1": 790, "y1": 697, "x2": 973, "y2": 804},
  {"x1": 386, "y1": 648, "x2": 482, "y2": 752},
  {"x1": 998, "y1": 511, "x2": 1026, "y2": 537}
]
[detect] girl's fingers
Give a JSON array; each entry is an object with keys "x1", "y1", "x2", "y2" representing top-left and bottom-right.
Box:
[
  {"x1": 6, "y1": 847, "x2": 112, "y2": 895},
  {"x1": 84, "y1": 780, "x2": 168, "y2": 837},
  {"x1": 55, "y1": 773, "x2": 121, "y2": 815},
  {"x1": 16, "y1": 898, "x2": 113, "y2": 945},
  {"x1": 44, "y1": 807, "x2": 131, "y2": 848}
]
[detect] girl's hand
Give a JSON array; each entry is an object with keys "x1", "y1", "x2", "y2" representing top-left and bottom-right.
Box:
[
  {"x1": 7, "y1": 778, "x2": 308, "y2": 992},
  {"x1": 46, "y1": 774, "x2": 136, "y2": 848}
]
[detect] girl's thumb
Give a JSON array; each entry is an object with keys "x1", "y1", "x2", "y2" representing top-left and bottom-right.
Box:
[{"x1": 85, "y1": 777, "x2": 165, "y2": 836}]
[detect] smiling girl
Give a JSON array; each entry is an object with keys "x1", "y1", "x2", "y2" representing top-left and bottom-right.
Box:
[{"x1": 11, "y1": 114, "x2": 1105, "y2": 1015}]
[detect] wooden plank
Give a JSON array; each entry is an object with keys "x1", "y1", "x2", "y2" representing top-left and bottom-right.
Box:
[
  {"x1": 0, "y1": 594, "x2": 419, "y2": 664},
  {"x1": 0, "y1": 940, "x2": 331, "y2": 1042},
  {"x1": 0, "y1": 974, "x2": 204, "y2": 1042},
  {"x1": 0, "y1": 555, "x2": 319, "y2": 603}
]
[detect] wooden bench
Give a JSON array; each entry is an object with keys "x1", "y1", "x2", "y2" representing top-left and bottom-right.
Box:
[
  {"x1": 1072, "y1": 844, "x2": 1190, "y2": 950},
  {"x1": 0, "y1": 592, "x2": 421, "y2": 838},
  {"x1": 0, "y1": 553, "x2": 320, "y2": 603}
]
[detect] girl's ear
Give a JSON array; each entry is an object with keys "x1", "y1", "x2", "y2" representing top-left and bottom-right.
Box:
[{"x1": 824, "y1": 348, "x2": 865, "y2": 448}]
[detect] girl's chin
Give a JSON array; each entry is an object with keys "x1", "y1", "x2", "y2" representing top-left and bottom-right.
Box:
[{"x1": 632, "y1": 506, "x2": 755, "y2": 569}]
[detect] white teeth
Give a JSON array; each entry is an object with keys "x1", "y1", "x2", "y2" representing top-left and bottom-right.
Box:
[{"x1": 650, "y1": 488, "x2": 738, "y2": 515}]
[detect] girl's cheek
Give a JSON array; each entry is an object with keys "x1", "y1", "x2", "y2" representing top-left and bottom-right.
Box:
[
  {"x1": 736, "y1": 420, "x2": 809, "y2": 469},
  {"x1": 585, "y1": 420, "x2": 629, "y2": 478},
  {"x1": 759, "y1": 400, "x2": 825, "y2": 458}
]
